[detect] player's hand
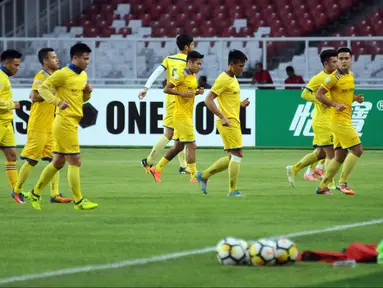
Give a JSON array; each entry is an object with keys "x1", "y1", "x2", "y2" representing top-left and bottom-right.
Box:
[
  {"x1": 335, "y1": 103, "x2": 346, "y2": 112},
  {"x1": 354, "y1": 94, "x2": 364, "y2": 103},
  {"x1": 58, "y1": 100, "x2": 69, "y2": 110},
  {"x1": 83, "y1": 83, "x2": 93, "y2": 94},
  {"x1": 13, "y1": 101, "x2": 20, "y2": 109},
  {"x1": 240, "y1": 98, "x2": 250, "y2": 108},
  {"x1": 138, "y1": 88, "x2": 148, "y2": 100},
  {"x1": 196, "y1": 87, "x2": 204, "y2": 95},
  {"x1": 220, "y1": 116, "x2": 231, "y2": 127},
  {"x1": 181, "y1": 92, "x2": 194, "y2": 98}
]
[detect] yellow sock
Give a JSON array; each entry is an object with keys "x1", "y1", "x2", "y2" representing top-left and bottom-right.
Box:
[
  {"x1": 339, "y1": 154, "x2": 359, "y2": 184},
  {"x1": 5, "y1": 161, "x2": 18, "y2": 190},
  {"x1": 292, "y1": 152, "x2": 318, "y2": 175},
  {"x1": 34, "y1": 163, "x2": 58, "y2": 196},
  {"x1": 147, "y1": 135, "x2": 169, "y2": 164},
  {"x1": 228, "y1": 156, "x2": 241, "y2": 193},
  {"x1": 155, "y1": 157, "x2": 169, "y2": 173},
  {"x1": 50, "y1": 170, "x2": 60, "y2": 197},
  {"x1": 325, "y1": 158, "x2": 331, "y2": 170},
  {"x1": 319, "y1": 160, "x2": 342, "y2": 189},
  {"x1": 187, "y1": 163, "x2": 197, "y2": 179},
  {"x1": 310, "y1": 160, "x2": 319, "y2": 170},
  {"x1": 68, "y1": 165, "x2": 82, "y2": 203},
  {"x1": 202, "y1": 156, "x2": 230, "y2": 179},
  {"x1": 14, "y1": 161, "x2": 33, "y2": 193},
  {"x1": 178, "y1": 147, "x2": 187, "y2": 168}
]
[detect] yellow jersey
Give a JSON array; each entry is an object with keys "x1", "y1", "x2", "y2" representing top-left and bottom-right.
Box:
[
  {"x1": 211, "y1": 71, "x2": 241, "y2": 124},
  {"x1": 302, "y1": 70, "x2": 332, "y2": 127},
  {"x1": 169, "y1": 68, "x2": 198, "y2": 121},
  {"x1": 0, "y1": 66, "x2": 15, "y2": 124},
  {"x1": 38, "y1": 64, "x2": 89, "y2": 122},
  {"x1": 322, "y1": 68, "x2": 355, "y2": 122},
  {"x1": 161, "y1": 53, "x2": 187, "y2": 103},
  {"x1": 28, "y1": 70, "x2": 56, "y2": 133}
]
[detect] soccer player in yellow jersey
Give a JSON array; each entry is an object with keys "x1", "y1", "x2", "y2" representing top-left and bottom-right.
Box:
[
  {"x1": 150, "y1": 51, "x2": 204, "y2": 182},
  {"x1": 286, "y1": 50, "x2": 338, "y2": 187},
  {"x1": 138, "y1": 34, "x2": 194, "y2": 175},
  {"x1": 28, "y1": 43, "x2": 98, "y2": 210},
  {"x1": 316, "y1": 47, "x2": 364, "y2": 196},
  {"x1": 0, "y1": 50, "x2": 22, "y2": 203},
  {"x1": 14, "y1": 48, "x2": 72, "y2": 204},
  {"x1": 196, "y1": 50, "x2": 250, "y2": 196}
]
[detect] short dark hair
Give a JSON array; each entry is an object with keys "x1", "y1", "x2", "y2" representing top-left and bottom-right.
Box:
[
  {"x1": 70, "y1": 42, "x2": 92, "y2": 59},
  {"x1": 176, "y1": 34, "x2": 194, "y2": 51},
  {"x1": 187, "y1": 51, "x2": 204, "y2": 62},
  {"x1": 286, "y1": 66, "x2": 294, "y2": 73},
  {"x1": 38, "y1": 48, "x2": 54, "y2": 65},
  {"x1": 1, "y1": 49, "x2": 22, "y2": 62},
  {"x1": 319, "y1": 49, "x2": 338, "y2": 65},
  {"x1": 337, "y1": 47, "x2": 352, "y2": 55},
  {"x1": 255, "y1": 62, "x2": 263, "y2": 68},
  {"x1": 228, "y1": 50, "x2": 248, "y2": 65},
  {"x1": 200, "y1": 75, "x2": 207, "y2": 82}
]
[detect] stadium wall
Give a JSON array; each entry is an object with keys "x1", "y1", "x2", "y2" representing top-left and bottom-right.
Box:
[{"x1": 11, "y1": 89, "x2": 383, "y2": 149}]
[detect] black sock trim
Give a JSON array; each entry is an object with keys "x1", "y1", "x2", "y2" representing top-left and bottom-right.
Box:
[
  {"x1": 31, "y1": 190, "x2": 40, "y2": 198},
  {"x1": 75, "y1": 198, "x2": 83, "y2": 205}
]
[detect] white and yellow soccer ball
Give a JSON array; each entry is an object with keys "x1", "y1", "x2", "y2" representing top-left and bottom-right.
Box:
[
  {"x1": 249, "y1": 239, "x2": 276, "y2": 266},
  {"x1": 216, "y1": 237, "x2": 250, "y2": 265},
  {"x1": 275, "y1": 238, "x2": 299, "y2": 265}
]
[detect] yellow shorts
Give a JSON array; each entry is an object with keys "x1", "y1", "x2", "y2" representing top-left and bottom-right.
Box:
[
  {"x1": 21, "y1": 130, "x2": 54, "y2": 163},
  {"x1": 312, "y1": 124, "x2": 333, "y2": 147},
  {"x1": 53, "y1": 115, "x2": 80, "y2": 154},
  {"x1": 217, "y1": 119, "x2": 242, "y2": 151},
  {"x1": 173, "y1": 119, "x2": 195, "y2": 143},
  {"x1": 0, "y1": 122, "x2": 16, "y2": 148},
  {"x1": 163, "y1": 96, "x2": 175, "y2": 129},
  {"x1": 331, "y1": 121, "x2": 361, "y2": 150}
]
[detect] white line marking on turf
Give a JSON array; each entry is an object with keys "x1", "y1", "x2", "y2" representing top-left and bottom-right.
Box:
[{"x1": 1, "y1": 218, "x2": 382, "y2": 285}]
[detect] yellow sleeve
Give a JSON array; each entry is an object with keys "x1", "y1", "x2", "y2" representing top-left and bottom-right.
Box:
[
  {"x1": 211, "y1": 76, "x2": 226, "y2": 97},
  {"x1": 0, "y1": 79, "x2": 15, "y2": 111},
  {"x1": 38, "y1": 69, "x2": 66, "y2": 106},
  {"x1": 322, "y1": 74, "x2": 338, "y2": 91},
  {"x1": 161, "y1": 57, "x2": 168, "y2": 70},
  {"x1": 301, "y1": 76, "x2": 320, "y2": 104},
  {"x1": 169, "y1": 69, "x2": 185, "y2": 86},
  {"x1": 32, "y1": 73, "x2": 46, "y2": 90}
]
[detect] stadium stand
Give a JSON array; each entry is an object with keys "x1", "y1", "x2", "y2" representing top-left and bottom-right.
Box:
[{"x1": 7, "y1": 0, "x2": 383, "y2": 83}]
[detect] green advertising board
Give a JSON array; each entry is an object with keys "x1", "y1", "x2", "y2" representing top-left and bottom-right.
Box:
[{"x1": 255, "y1": 90, "x2": 383, "y2": 149}]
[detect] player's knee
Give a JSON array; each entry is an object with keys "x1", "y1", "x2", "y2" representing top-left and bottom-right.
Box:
[
  {"x1": 230, "y1": 149, "x2": 243, "y2": 158},
  {"x1": 187, "y1": 142, "x2": 196, "y2": 152},
  {"x1": 352, "y1": 145, "x2": 363, "y2": 157},
  {"x1": 164, "y1": 128, "x2": 173, "y2": 140},
  {"x1": 316, "y1": 149, "x2": 326, "y2": 160},
  {"x1": 4, "y1": 149, "x2": 17, "y2": 162}
]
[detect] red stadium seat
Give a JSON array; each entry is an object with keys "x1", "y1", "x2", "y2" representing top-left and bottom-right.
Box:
[
  {"x1": 141, "y1": 14, "x2": 152, "y2": 27},
  {"x1": 328, "y1": 4, "x2": 341, "y2": 20}
]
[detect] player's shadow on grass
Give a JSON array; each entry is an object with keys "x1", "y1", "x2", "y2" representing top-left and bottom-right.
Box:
[{"x1": 308, "y1": 270, "x2": 383, "y2": 287}]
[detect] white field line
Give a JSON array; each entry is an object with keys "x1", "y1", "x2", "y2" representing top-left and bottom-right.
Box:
[{"x1": 0, "y1": 218, "x2": 382, "y2": 285}]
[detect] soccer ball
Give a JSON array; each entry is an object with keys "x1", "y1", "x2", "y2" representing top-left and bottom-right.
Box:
[
  {"x1": 275, "y1": 238, "x2": 299, "y2": 265},
  {"x1": 216, "y1": 237, "x2": 250, "y2": 265},
  {"x1": 249, "y1": 239, "x2": 276, "y2": 266}
]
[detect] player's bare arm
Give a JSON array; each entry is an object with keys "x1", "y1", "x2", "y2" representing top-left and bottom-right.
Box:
[
  {"x1": 316, "y1": 86, "x2": 346, "y2": 111},
  {"x1": 29, "y1": 90, "x2": 44, "y2": 102},
  {"x1": 163, "y1": 82, "x2": 193, "y2": 98},
  {"x1": 205, "y1": 91, "x2": 230, "y2": 126},
  {"x1": 196, "y1": 87, "x2": 204, "y2": 95},
  {"x1": 240, "y1": 98, "x2": 250, "y2": 108}
]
